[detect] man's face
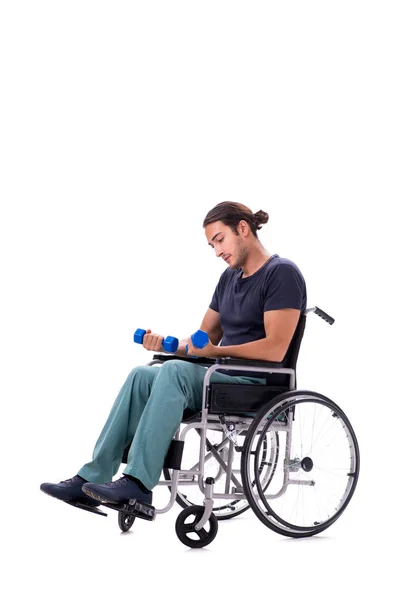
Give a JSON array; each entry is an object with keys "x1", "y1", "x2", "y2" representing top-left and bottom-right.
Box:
[{"x1": 205, "y1": 221, "x2": 248, "y2": 269}]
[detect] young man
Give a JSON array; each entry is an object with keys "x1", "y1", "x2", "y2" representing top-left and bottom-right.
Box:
[{"x1": 40, "y1": 201, "x2": 307, "y2": 509}]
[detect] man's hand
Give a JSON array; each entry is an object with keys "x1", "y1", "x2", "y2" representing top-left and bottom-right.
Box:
[
  {"x1": 186, "y1": 336, "x2": 217, "y2": 358},
  {"x1": 143, "y1": 329, "x2": 165, "y2": 352}
]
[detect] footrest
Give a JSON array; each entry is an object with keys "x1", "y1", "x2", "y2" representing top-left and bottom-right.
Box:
[
  {"x1": 119, "y1": 499, "x2": 156, "y2": 522},
  {"x1": 65, "y1": 500, "x2": 108, "y2": 517}
]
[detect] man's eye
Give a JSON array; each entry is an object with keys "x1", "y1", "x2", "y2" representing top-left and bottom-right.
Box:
[{"x1": 210, "y1": 237, "x2": 224, "y2": 249}]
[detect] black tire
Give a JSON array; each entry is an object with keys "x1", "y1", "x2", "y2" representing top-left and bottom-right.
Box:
[
  {"x1": 241, "y1": 390, "x2": 360, "y2": 538},
  {"x1": 175, "y1": 506, "x2": 218, "y2": 548},
  {"x1": 118, "y1": 511, "x2": 136, "y2": 532}
]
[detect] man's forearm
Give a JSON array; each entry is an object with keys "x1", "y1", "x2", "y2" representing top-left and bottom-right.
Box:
[
  {"x1": 159, "y1": 335, "x2": 284, "y2": 363},
  {"x1": 213, "y1": 337, "x2": 284, "y2": 362}
]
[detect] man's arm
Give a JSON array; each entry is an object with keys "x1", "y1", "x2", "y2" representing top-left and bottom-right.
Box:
[{"x1": 213, "y1": 308, "x2": 300, "y2": 362}]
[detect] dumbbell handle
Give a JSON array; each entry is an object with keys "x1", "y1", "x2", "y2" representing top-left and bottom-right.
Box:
[{"x1": 134, "y1": 329, "x2": 179, "y2": 353}]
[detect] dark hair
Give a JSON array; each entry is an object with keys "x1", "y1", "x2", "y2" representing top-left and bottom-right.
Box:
[{"x1": 202, "y1": 201, "x2": 269, "y2": 238}]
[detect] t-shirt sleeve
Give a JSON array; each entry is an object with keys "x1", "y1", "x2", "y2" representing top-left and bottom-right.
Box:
[
  {"x1": 209, "y1": 271, "x2": 226, "y2": 312},
  {"x1": 263, "y1": 263, "x2": 305, "y2": 312}
]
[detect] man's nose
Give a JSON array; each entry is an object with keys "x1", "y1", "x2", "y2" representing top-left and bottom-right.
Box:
[{"x1": 216, "y1": 248, "x2": 224, "y2": 258}]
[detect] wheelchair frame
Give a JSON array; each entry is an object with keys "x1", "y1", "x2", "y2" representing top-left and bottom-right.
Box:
[
  {"x1": 96, "y1": 306, "x2": 360, "y2": 547},
  {"x1": 154, "y1": 362, "x2": 295, "y2": 519}
]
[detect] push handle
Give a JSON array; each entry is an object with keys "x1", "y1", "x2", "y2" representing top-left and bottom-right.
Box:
[{"x1": 305, "y1": 306, "x2": 335, "y2": 325}]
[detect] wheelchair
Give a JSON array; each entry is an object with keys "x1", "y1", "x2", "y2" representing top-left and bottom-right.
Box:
[{"x1": 89, "y1": 306, "x2": 360, "y2": 548}]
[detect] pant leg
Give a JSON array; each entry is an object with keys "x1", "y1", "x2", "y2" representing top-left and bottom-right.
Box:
[
  {"x1": 124, "y1": 359, "x2": 266, "y2": 491},
  {"x1": 78, "y1": 365, "x2": 160, "y2": 483}
]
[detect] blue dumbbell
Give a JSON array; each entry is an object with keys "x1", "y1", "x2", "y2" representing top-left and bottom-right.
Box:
[
  {"x1": 186, "y1": 330, "x2": 210, "y2": 358},
  {"x1": 134, "y1": 328, "x2": 179, "y2": 353}
]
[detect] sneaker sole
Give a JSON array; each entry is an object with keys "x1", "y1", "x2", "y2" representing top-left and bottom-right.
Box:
[
  {"x1": 40, "y1": 487, "x2": 101, "y2": 507},
  {"x1": 82, "y1": 486, "x2": 119, "y2": 504}
]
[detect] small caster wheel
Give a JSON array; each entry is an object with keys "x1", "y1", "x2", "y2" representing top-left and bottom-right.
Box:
[
  {"x1": 118, "y1": 511, "x2": 136, "y2": 532},
  {"x1": 175, "y1": 505, "x2": 218, "y2": 548}
]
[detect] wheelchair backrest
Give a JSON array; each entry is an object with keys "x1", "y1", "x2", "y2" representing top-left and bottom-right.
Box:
[{"x1": 281, "y1": 312, "x2": 306, "y2": 370}]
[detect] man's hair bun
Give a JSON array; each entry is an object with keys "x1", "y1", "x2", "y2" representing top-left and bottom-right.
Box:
[{"x1": 253, "y1": 210, "x2": 269, "y2": 229}]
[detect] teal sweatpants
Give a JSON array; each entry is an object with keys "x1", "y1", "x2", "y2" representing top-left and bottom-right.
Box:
[{"x1": 78, "y1": 359, "x2": 265, "y2": 490}]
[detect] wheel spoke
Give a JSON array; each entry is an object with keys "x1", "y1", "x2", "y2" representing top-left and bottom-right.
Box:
[{"x1": 196, "y1": 527, "x2": 209, "y2": 541}]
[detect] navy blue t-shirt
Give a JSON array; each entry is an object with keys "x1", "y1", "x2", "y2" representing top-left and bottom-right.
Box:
[{"x1": 209, "y1": 254, "x2": 307, "y2": 350}]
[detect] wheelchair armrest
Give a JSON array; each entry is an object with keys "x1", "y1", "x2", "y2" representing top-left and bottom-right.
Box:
[
  {"x1": 152, "y1": 353, "x2": 217, "y2": 367},
  {"x1": 152, "y1": 354, "x2": 291, "y2": 386},
  {"x1": 216, "y1": 357, "x2": 284, "y2": 369},
  {"x1": 152, "y1": 354, "x2": 283, "y2": 369},
  {"x1": 214, "y1": 356, "x2": 292, "y2": 387}
]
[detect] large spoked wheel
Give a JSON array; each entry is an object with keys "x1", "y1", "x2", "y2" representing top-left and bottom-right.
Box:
[
  {"x1": 118, "y1": 511, "x2": 136, "y2": 532},
  {"x1": 175, "y1": 506, "x2": 218, "y2": 548},
  {"x1": 241, "y1": 390, "x2": 360, "y2": 538}
]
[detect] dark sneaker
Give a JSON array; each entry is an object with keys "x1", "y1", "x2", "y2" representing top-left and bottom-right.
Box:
[
  {"x1": 82, "y1": 476, "x2": 153, "y2": 505},
  {"x1": 40, "y1": 475, "x2": 100, "y2": 507}
]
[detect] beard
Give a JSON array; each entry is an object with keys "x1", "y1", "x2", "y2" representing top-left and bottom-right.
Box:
[{"x1": 229, "y1": 240, "x2": 248, "y2": 270}]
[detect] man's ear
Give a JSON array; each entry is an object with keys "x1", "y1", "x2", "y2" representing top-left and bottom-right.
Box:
[{"x1": 238, "y1": 219, "x2": 249, "y2": 236}]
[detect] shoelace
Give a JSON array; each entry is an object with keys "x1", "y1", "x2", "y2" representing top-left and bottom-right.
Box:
[
  {"x1": 102, "y1": 476, "x2": 131, "y2": 488},
  {"x1": 60, "y1": 475, "x2": 83, "y2": 484}
]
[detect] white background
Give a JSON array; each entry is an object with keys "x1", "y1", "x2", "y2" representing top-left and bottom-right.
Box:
[{"x1": 1, "y1": 1, "x2": 398, "y2": 598}]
